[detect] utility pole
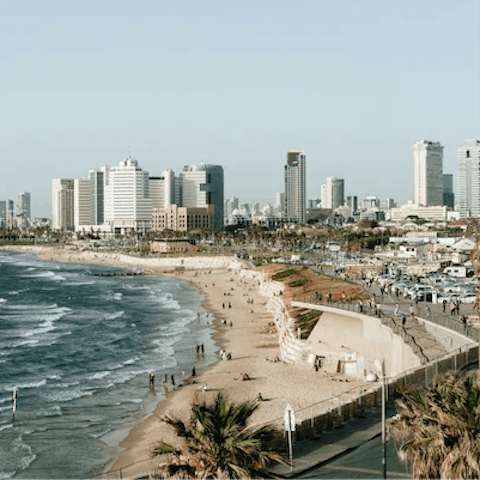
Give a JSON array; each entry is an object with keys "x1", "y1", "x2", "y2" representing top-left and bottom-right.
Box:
[{"x1": 382, "y1": 363, "x2": 387, "y2": 479}]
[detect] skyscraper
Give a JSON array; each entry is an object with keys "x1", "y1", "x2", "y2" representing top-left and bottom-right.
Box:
[
  {"x1": 442, "y1": 174, "x2": 455, "y2": 209},
  {"x1": 324, "y1": 177, "x2": 345, "y2": 210},
  {"x1": 413, "y1": 140, "x2": 444, "y2": 206},
  {"x1": 284, "y1": 150, "x2": 306, "y2": 223},
  {"x1": 74, "y1": 178, "x2": 91, "y2": 228},
  {"x1": 17, "y1": 192, "x2": 31, "y2": 219},
  {"x1": 89, "y1": 168, "x2": 107, "y2": 225},
  {"x1": 52, "y1": 179, "x2": 75, "y2": 230},
  {"x1": 180, "y1": 164, "x2": 224, "y2": 230},
  {"x1": 457, "y1": 139, "x2": 480, "y2": 217},
  {"x1": 103, "y1": 158, "x2": 152, "y2": 233}
]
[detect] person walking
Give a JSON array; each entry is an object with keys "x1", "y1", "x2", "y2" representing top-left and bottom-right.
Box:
[
  {"x1": 409, "y1": 304, "x2": 415, "y2": 318},
  {"x1": 394, "y1": 303, "x2": 400, "y2": 317},
  {"x1": 192, "y1": 366, "x2": 196, "y2": 377},
  {"x1": 200, "y1": 344, "x2": 204, "y2": 353},
  {"x1": 450, "y1": 300, "x2": 456, "y2": 316},
  {"x1": 401, "y1": 314, "x2": 407, "y2": 326},
  {"x1": 442, "y1": 299, "x2": 447, "y2": 313},
  {"x1": 456, "y1": 299, "x2": 461, "y2": 315},
  {"x1": 195, "y1": 344, "x2": 200, "y2": 354},
  {"x1": 171, "y1": 374, "x2": 175, "y2": 387},
  {"x1": 149, "y1": 373, "x2": 155, "y2": 386},
  {"x1": 426, "y1": 305, "x2": 431, "y2": 319},
  {"x1": 358, "y1": 300, "x2": 363, "y2": 313},
  {"x1": 163, "y1": 373, "x2": 168, "y2": 384}
]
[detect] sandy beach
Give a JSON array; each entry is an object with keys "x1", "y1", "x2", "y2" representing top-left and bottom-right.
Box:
[{"x1": 2, "y1": 245, "x2": 367, "y2": 478}]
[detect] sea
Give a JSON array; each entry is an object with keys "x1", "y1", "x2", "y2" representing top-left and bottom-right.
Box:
[{"x1": 0, "y1": 251, "x2": 218, "y2": 479}]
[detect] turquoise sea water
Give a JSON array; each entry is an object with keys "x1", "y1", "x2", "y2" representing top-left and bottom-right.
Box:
[{"x1": 0, "y1": 251, "x2": 217, "y2": 478}]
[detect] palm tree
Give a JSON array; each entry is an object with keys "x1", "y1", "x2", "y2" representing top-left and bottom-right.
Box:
[
  {"x1": 151, "y1": 393, "x2": 285, "y2": 479},
  {"x1": 387, "y1": 370, "x2": 480, "y2": 479}
]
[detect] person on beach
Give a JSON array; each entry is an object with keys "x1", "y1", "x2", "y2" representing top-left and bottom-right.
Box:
[
  {"x1": 192, "y1": 366, "x2": 196, "y2": 377},
  {"x1": 163, "y1": 373, "x2": 168, "y2": 384},
  {"x1": 182, "y1": 370, "x2": 186, "y2": 380},
  {"x1": 228, "y1": 302, "x2": 231, "y2": 308},
  {"x1": 149, "y1": 373, "x2": 155, "y2": 386},
  {"x1": 171, "y1": 374, "x2": 175, "y2": 387},
  {"x1": 200, "y1": 344, "x2": 204, "y2": 353},
  {"x1": 195, "y1": 344, "x2": 200, "y2": 354},
  {"x1": 222, "y1": 303, "x2": 225, "y2": 309}
]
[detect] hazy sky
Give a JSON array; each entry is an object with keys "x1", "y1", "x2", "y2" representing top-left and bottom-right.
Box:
[{"x1": 1, "y1": 0, "x2": 479, "y2": 217}]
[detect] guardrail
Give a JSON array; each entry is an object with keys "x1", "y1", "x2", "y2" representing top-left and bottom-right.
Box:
[{"x1": 293, "y1": 293, "x2": 430, "y2": 363}]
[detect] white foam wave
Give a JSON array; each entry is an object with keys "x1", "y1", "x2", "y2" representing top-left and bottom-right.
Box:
[
  {"x1": 0, "y1": 424, "x2": 13, "y2": 432},
  {"x1": 9, "y1": 339, "x2": 39, "y2": 348},
  {"x1": 5, "y1": 379, "x2": 47, "y2": 391},
  {"x1": 0, "y1": 299, "x2": 6, "y2": 304},
  {"x1": 0, "y1": 406, "x2": 12, "y2": 413},
  {"x1": 44, "y1": 405, "x2": 62, "y2": 417},
  {"x1": 0, "y1": 397, "x2": 11, "y2": 404},
  {"x1": 0, "y1": 471, "x2": 16, "y2": 479},
  {"x1": 14, "y1": 436, "x2": 36, "y2": 470},
  {"x1": 123, "y1": 357, "x2": 138, "y2": 366},
  {"x1": 112, "y1": 293, "x2": 123, "y2": 301},
  {"x1": 88, "y1": 371, "x2": 110, "y2": 380},
  {"x1": 48, "y1": 381, "x2": 80, "y2": 389},
  {"x1": 22, "y1": 270, "x2": 65, "y2": 281},
  {"x1": 90, "y1": 428, "x2": 112, "y2": 439},
  {"x1": 44, "y1": 388, "x2": 94, "y2": 402},
  {"x1": 104, "y1": 311, "x2": 124, "y2": 321},
  {"x1": 6, "y1": 303, "x2": 59, "y2": 310}
]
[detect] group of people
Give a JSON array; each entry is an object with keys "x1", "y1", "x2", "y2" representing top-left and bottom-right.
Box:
[
  {"x1": 219, "y1": 349, "x2": 232, "y2": 361},
  {"x1": 149, "y1": 366, "x2": 197, "y2": 388}
]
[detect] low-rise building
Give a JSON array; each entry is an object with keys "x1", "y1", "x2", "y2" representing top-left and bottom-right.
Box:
[
  {"x1": 152, "y1": 204, "x2": 214, "y2": 232},
  {"x1": 150, "y1": 238, "x2": 196, "y2": 253}
]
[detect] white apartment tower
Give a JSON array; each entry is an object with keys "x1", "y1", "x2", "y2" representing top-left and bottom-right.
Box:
[
  {"x1": 457, "y1": 139, "x2": 480, "y2": 217},
  {"x1": 413, "y1": 140, "x2": 444, "y2": 206},
  {"x1": 74, "y1": 178, "x2": 91, "y2": 229},
  {"x1": 322, "y1": 177, "x2": 345, "y2": 210},
  {"x1": 52, "y1": 179, "x2": 75, "y2": 230},
  {"x1": 17, "y1": 192, "x2": 31, "y2": 219},
  {"x1": 284, "y1": 150, "x2": 306, "y2": 223},
  {"x1": 104, "y1": 158, "x2": 152, "y2": 233},
  {"x1": 180, "y1": 164, "x2": 224, "y2": 230}
]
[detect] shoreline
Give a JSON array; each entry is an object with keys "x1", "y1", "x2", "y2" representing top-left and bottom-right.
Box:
[{"x1": 2, "y1": 246, "x2": 368, "y2": 479}]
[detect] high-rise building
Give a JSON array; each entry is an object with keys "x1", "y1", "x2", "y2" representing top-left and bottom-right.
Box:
[
  {"x1": 457, "y1": 139, "x2": 480, "y2": 217},
  {"x1": 274, "y1": 193, "x2": 284, "y2": 215},
  {"x1": 442, "y1": 174, "x2": 455, "y2": 209},
  {"x1": 284, "y1": 150, "x2": 306, "y2": 223},
  {"x1": 327, "y1": 177, "x2": 344, "y2": 210},
  {"x1": 346, "y1": 196, "x2": 358, "y2": 213},
  {"x1": 74, "y1": 178, "x2": 91, "y2": 228},
  {"x1": 17, "y1": 192, "x2": 31, "y2": 219},
  {"x1": 413, "y1": 140, "x2": 444, "y2": 206},
  {"x1": 104, "y1": 158, "x2": 152, "y2": 233},
  {"x1": 52, "y1": 179, "x2": 75, "y2": 230},
  {"x1": 180, "y1": 164, "x2": 224, "y2": 230},
  {"x1": 89, "y1": 168, "x2": 107, "y2": 225}
]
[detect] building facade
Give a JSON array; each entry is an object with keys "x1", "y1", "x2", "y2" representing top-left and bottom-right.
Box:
[
  {"x1": 284, "y1": 150, "x2": 306, "y2": 223},
  {"x1": 52, "y1": 179, "x2": 75, "y2": 230},
  {"x1": 74, "y1": 178, "x2": 91, "y2": 229},
  {"x1": 103, "y1": 158, "x2": 152, "y2": 233},
  {"x1": 443, "y1": 173, "x2": 455, "y2": 209},
  {"x1": 180, "y1": 164, "x2": 224, "y2": 230},
  {"x1": 152, "y1": 204, "x2": 214, "y2": 232},
  {"x1": 413, "y1": 140, "x2": 444, "y2": 207},
  {"x1": 17, "y1": 192, "x2": 31, "y2": 219},
  {"x1": 457, "y1": 139, "x2": 480, "y2": 217}
]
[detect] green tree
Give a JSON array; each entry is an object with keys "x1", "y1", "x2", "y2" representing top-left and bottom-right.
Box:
[
  {"x1": 388, "y1": 371, "x2": 480, "y2": 479},
  {"x1": 151, "y1": 393, "x2": 285, "y2": 479}
]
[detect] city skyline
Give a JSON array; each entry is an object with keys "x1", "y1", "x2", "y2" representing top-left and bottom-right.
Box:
[{"x1": 1, "y1": 0, "x2": 479, "y2": 217}]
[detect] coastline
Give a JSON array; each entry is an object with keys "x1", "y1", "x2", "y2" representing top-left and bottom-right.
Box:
[{"x1": 2, "y1": 245, "x2": 367, "y2": 479}]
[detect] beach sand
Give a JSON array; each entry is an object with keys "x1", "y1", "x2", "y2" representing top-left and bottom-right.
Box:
[{"x1": 2, "y1": 246, "x2": 367, "y2": 478}]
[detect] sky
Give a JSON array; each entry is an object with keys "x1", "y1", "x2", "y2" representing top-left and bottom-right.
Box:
[{"x1": 1, "y1": 0, "x2": 479, "y2": 218}]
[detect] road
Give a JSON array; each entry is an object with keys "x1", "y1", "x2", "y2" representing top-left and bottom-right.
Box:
[{"x1": 299, "y1": 436, "x2": 411, "y2": 479}]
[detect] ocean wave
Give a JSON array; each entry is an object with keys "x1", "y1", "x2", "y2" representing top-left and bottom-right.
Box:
[
  {"x1": 88, "y1": 371, "x2": 111, "y2": 380},
  {"x1": 48, "y1": 381, "x2": 80, "y2": 389},
  {"x1": 4, "y1": 379, "x2": 47, "y2": 391},
  {"x1": 104, "y1": 311, "x2": 124, "y2": 321},
  {"x1": 0, "y1": 298, "x2": 6, "y2": 305},
  {"x1": 6, "y1": 303, "x2": 59, "y2": 310},
  {"x1": 21, "y1": 270, "x2": 65, "y2": 281},
  {"x1": 0, "y1": 406, "x2": 12, "y2": 413},
  {"x1": 44, "y1": 388, "x2": 95, "y2": 402},
  {"x1": 44, "y1": 405, "x2": 62, "y2": 417},
  {"x1": 0, "y1": 471, "x2": 16, "y2": 479},
  {"x1": 0, "y1": 424, "x2": 13, "y2": 432},
  {"x1": 7, "y1": 289, "x2": 28, "y2": 295},
  {"x1": 90, "y1": 428, "x2": 112, "y2": 439},
  {"x1": 0, "y1": 397, "x2": 11, "y2": 404},
  {"x1": 14, "y1": 436, "x2": 36, "y2": 470},
  {"x1": 111, "y1": 293, "x2": 123, "y2": 301}
]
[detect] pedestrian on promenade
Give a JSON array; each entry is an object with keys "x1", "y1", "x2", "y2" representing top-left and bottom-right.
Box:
[
  {"x1": 461, "y1": 315, "x2": 467, "y2": 333},
  {"x1": 426, "y1": 305, "x2": 431, "y2": 319},
  {"x1": 358, "y1": 300, "x2": 363, "y2": 313},
  {"x1": 318, "y1": 292, "x2": 323, "y2": 303},
  {"x1": 409, "y1": 305, "x2": 415, "y2": 318},
  {"x1": 394, "y1": 303, "x2": 400, "y2": 316},
  {"x1": 467, "y1": 317, "x2": 471, "y2": 335},
  {"x1": 401, "y1": 314, "x2": 407, "y2": 326},
  {"x1": 450, "y1": 301, "x2": 456, "y2": 316},
  {"x1": 442, "y1": 299, "x2": 447, "y2": 313},
  {"x1": 456, "y1": 299, "x2": 461, "y2": 315},
  {"x1": 314, "y1": 291, "x2": 318, "y2": 303}
]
